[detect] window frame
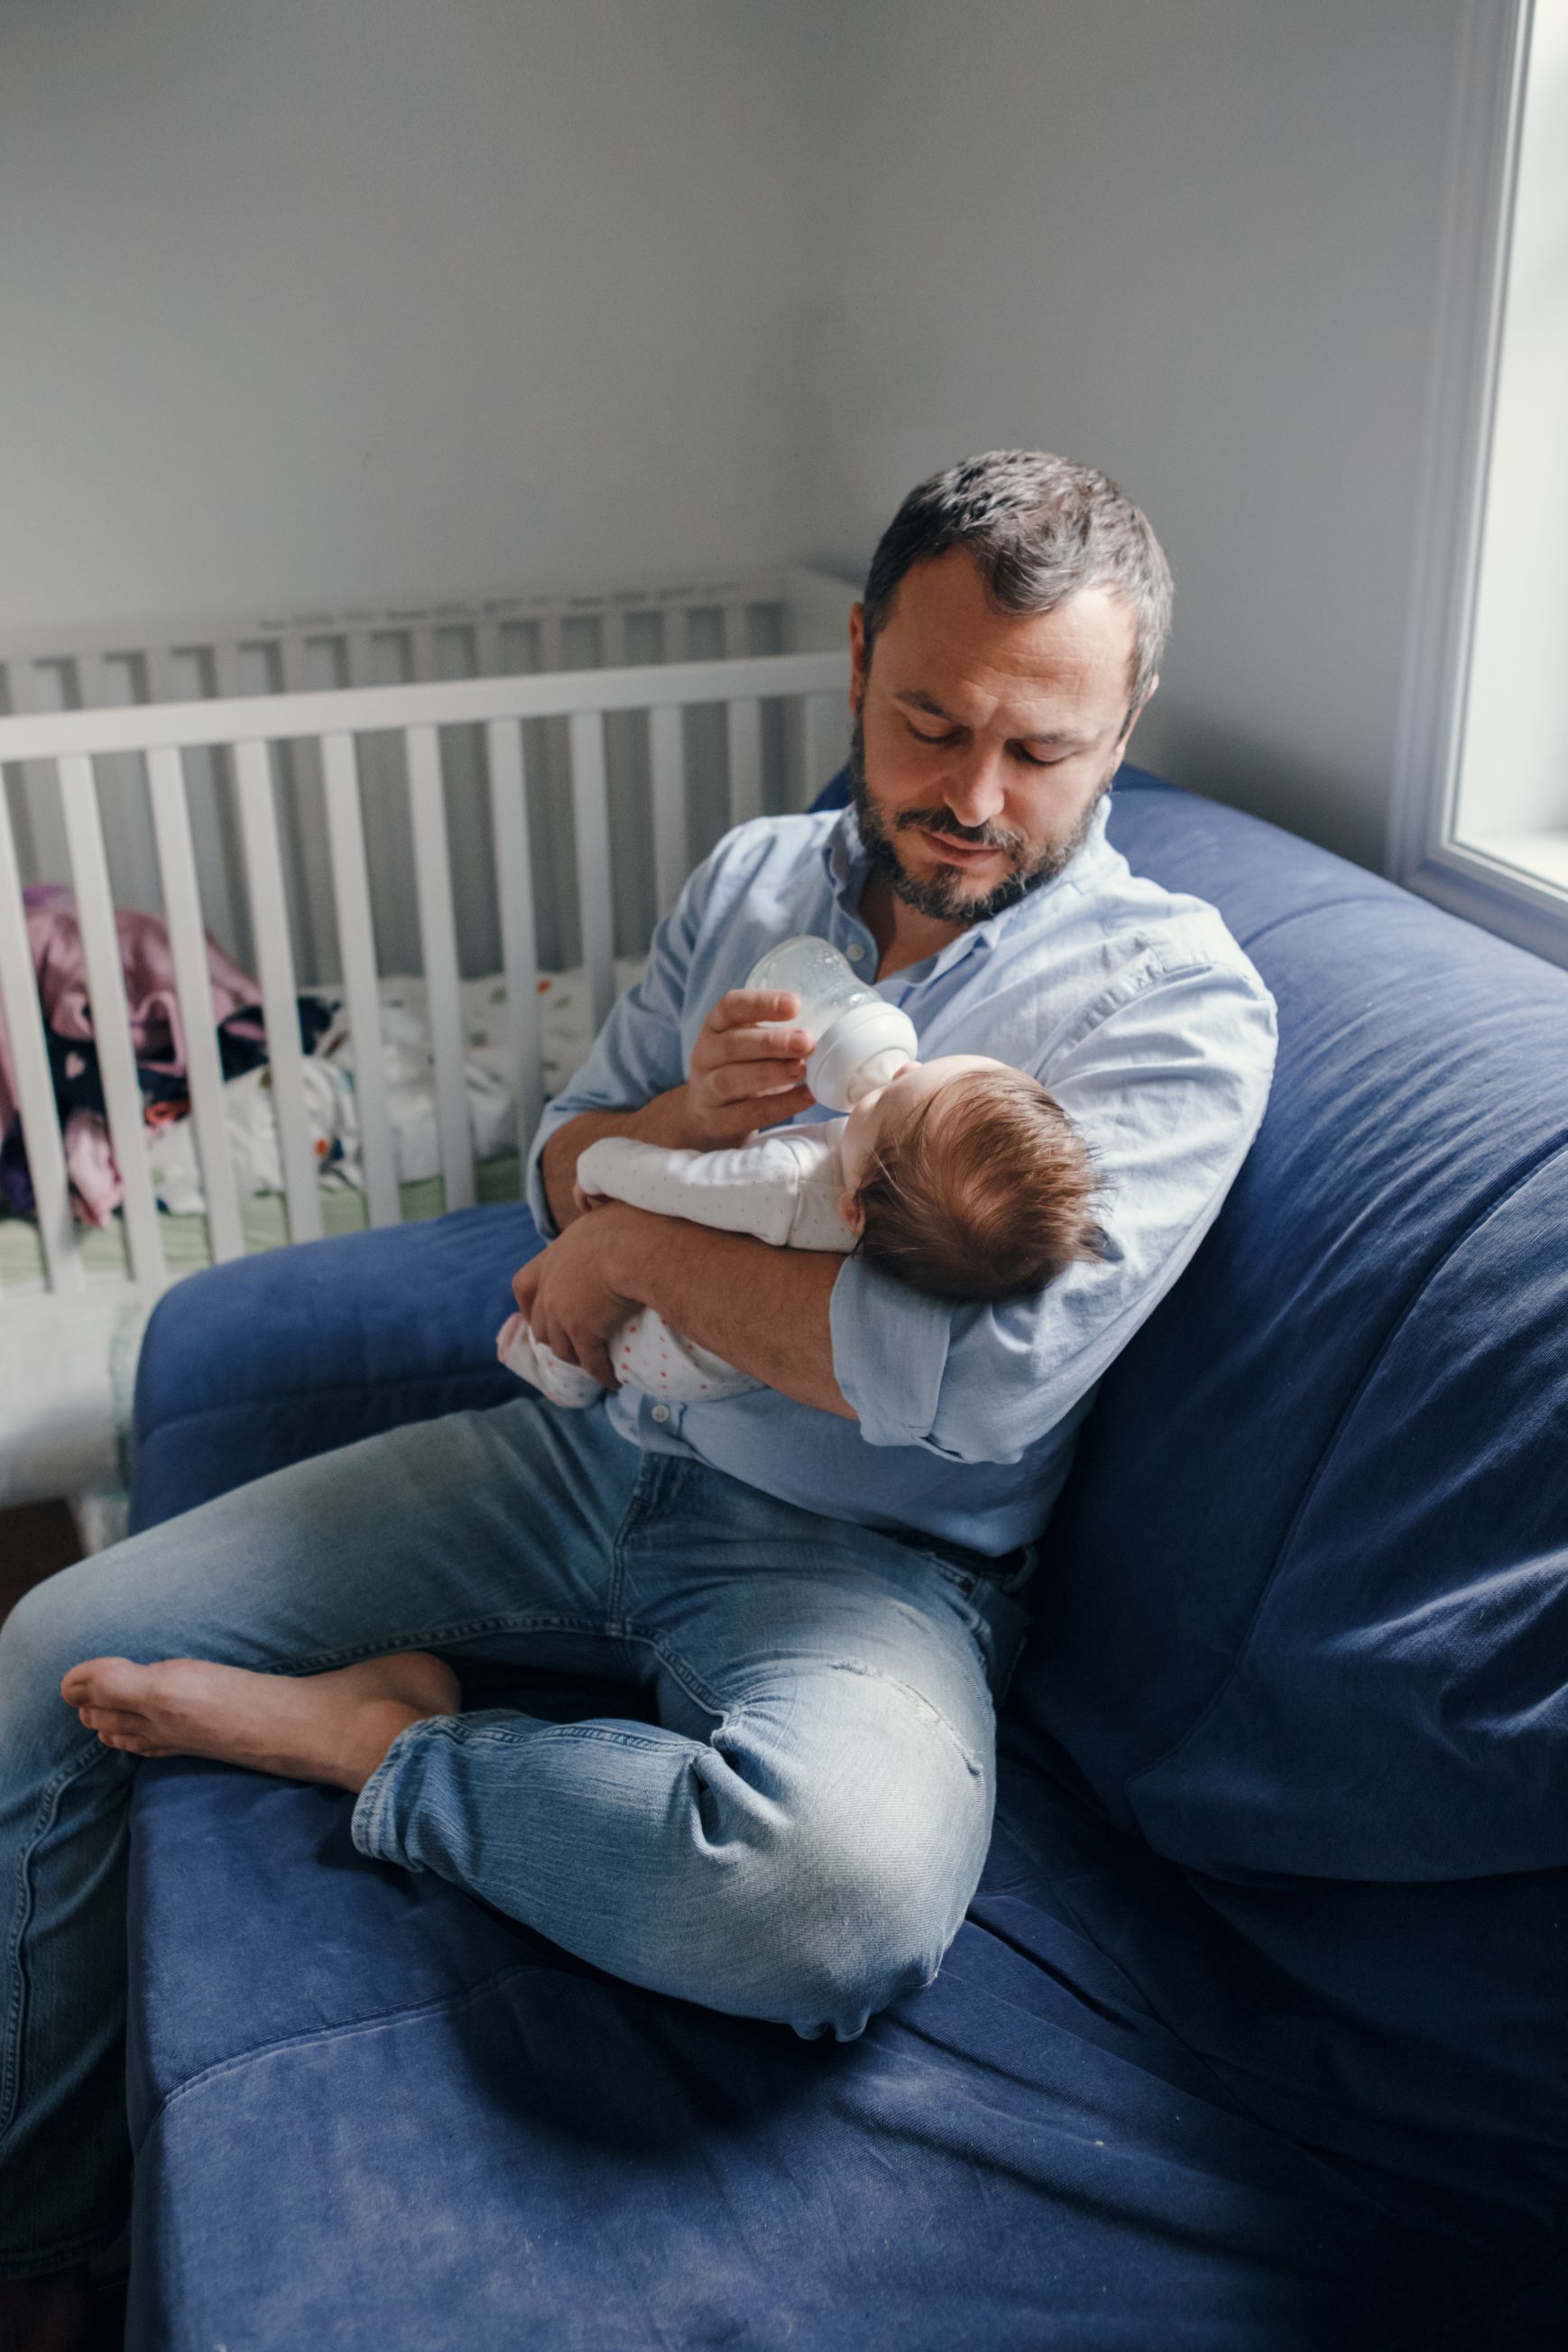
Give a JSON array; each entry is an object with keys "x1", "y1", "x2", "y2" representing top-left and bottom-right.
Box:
[{"x1": 1386, "y1": 0, "x2": 1568, "y2": 968}]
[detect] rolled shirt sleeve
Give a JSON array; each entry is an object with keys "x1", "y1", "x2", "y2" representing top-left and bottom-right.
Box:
[
  {"x1": 829, "y1": 947, "x2": 1278, "y2": 1464},
  {"x1": 523, "y1": 862, "x2": 707, "y2": 1240}
]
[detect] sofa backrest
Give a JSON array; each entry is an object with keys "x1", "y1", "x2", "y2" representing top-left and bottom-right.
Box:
[{"x1": 1014, "y1": 773, "x2": 1568, "y2": 1883}]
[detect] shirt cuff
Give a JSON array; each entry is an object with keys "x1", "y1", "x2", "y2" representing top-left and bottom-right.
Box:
[
  {"x1": 523, "y1": 1104, "x2": 574, "y2": 1241},
  {"x1": 828, "y1": 1252, "x2": 953, "y2": 1449}
]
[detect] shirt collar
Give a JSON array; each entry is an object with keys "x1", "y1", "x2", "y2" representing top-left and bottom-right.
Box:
[{"x1": 823, "y1": 793, "x2": 1115, "y2": 958}]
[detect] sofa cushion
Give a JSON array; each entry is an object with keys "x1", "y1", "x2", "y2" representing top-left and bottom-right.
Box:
[
  {"x1": 125, "y1": 1677, "x2": 1555, "y2": 2352},
  {"x1": 807, "y1": 761, "x2": 1568, "y2": 1880},
  {"x1": 130, "y1": 1200, "x2": 544, "y2": 1530}
]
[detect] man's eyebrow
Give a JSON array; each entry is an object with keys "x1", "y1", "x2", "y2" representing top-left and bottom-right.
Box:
[{"x1": 890, "y1": 688, "x2": 1089, "y2": 749}]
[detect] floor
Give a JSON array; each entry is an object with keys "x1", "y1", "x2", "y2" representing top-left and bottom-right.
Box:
[{"x1": 2, "y1": 1503, "x2": 132, "y2": 2347}]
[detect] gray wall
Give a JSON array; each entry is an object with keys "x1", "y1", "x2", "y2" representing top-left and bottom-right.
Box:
[
  {"x1": 0, "y1": 0, "x2": 1469, "y2": 869},
  {"x1": 802, "y1": 0, "x2": 1467, "y2": 871},
  {"x1": 0, "y1": 0, "x2": 815, "y2": 629}
]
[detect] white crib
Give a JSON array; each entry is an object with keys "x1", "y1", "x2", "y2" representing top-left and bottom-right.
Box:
[{"x1": 0, "y1": 566, "x2": 854, "y2": 1516}]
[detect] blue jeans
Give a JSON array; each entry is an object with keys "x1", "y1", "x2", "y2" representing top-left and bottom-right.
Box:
[{"x1": 0, "y1": 1396, "x2": 1032, "y2": 2275}]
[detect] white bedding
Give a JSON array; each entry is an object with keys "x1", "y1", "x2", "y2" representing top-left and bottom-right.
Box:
[
  {"x1": 148, "y1": 957, "x2": 646, "y2": 1213},
  {"x1": 1, "y1": 956, "x2": 643, "y2": 1520}
]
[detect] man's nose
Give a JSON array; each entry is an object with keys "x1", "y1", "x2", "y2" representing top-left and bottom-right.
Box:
[{"x1": 941, "y1": 744, "x2": 1009, "y2": 831}]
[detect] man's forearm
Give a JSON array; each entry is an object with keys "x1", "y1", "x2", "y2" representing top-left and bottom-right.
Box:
[
  {"x1": 609, "y1": 1207, "x2": 854, "y2": 1419},
  {"x1": 540, "y1": 1088, "x2": 694, "y2": 1231}
]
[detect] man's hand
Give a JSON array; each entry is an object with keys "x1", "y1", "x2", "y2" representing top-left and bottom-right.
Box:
[
  {"x1": 540, "y1": 990, "x2": 816, "y2": 1228},
  {"x1": 511, "y1": 1204, "x2": 645, "y2": 1390},
  {"x1": 512, "y1": 1201, "x2": 853, "y2": 1419},
  {"x1": 681, "y1": 988, "x2": 816, "y2": 1148}
]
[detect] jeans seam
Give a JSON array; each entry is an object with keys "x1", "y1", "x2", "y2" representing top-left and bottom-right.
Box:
[
  {"x1": 1, "y1": 1738, "x2": 125, "y2": 2149},
  {"x1": 618, "y1": 1624, "x2": 727, "y2": 1720},
  {"x1": 607, "y1": 1454, "x2": 687, "y2": 1623},
  {"x1": 488, "y1": 1720, "x2": 678, "y2": 1756},
  {"x1": 254, "y1": 1610, "x2": 625, "y2": 1678}
]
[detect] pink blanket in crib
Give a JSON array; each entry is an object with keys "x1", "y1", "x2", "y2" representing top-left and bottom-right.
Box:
[{"x1": 0, "y1": 884, "x2": 264, "y2": 1224}]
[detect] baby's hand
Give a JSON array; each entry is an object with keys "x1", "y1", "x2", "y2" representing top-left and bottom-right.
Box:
[{"x1": 572, "y1": 1178, "x2": 607, "y2": 1219}]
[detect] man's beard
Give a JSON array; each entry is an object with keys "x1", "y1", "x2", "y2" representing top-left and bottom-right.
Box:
[{"x1": 848, "y1": 715, "x2": 1112, "y2": 926}]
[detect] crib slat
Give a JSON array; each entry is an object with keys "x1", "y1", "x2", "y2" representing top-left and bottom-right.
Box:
[
  {"x1": 77, "y1": 652, "x2": 165, "y2": 918},
  {"x1": 233, "y1": 740, "x2": 324, "y2": 1242},
  {"x1": 145, "y1": 745, "x2": 246, "y2": 1262},
  {"x1": 277, "y1": 636, "x2": 336, "y2": 984},
  {"x1": 485, "y1": 720, "x2": 545, "y2": 1156},
  {"x1": 649, "y1": 704, "x2": 686, "y2": 918},
  {"x1": 726, "y1": 696, "x2": 763, "y2": 827},
  {"x1": 597, "y1": 612, "x2": 629, "y2": 669},
  {"x1": 535, "y1": 614, "x2": 565, "y2": 677},
  {"x1": 404, "y1": 725, "x2": 475, "y2": 1212},
  {"x1": 143, "y1": 649, "x2": 180, "y2": 704},
  {"x1": 320, "y1": 733, "x2": 401, "y2": 1229},
  {"x1": 0, "y1": 783, "x2": 82, "y2": 1293},
  {"x1": 57, "y1": 755, "x2": 167, "y2": 1288},
  {"x1": 210, "y1": 641, "x2": 246, "y2": 706},
  {"x1": 72, "y1": 652, "x2": 119, "y2": 707},
  {"x1": 567, "y1": 710, "x2": 614, "y2": 1033},
  {"x1": 4, "y1": 658, "x2": 72, "y2": 896}
]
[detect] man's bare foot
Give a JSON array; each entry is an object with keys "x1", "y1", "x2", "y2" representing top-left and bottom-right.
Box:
[
  {"x1": 0, "y1": 2262, "x2": 95, "y2": 2352},
  {"x1": 58, "y1": 1650, "x2": 461, "y2": 1794}
]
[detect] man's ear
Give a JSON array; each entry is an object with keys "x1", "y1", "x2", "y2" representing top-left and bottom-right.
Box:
[
  {"x1": 849, "y1": 603, "x2": 867, "y2": 716},
  {"x1": 1124, "y1": 672, "x2": 1158, "y2": 743},
  {"x1": 1110, "y1": 672, "x2": 1158, "y2": 778},
  {"x1": 838, "y1": 1188, "x2": 866, "y2": 1234}
]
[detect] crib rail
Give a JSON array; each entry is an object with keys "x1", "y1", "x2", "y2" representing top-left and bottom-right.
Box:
[{"x1": 0, "y1": 650, "x2": 852, "y2": 1299}]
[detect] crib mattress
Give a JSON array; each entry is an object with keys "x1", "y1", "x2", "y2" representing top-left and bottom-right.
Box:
[
  {"x1": 0, "y1": 1148, "x2": 526, "y2": 1289},
  {"x1": 0, "y1": 950, "x2": 639, "y2": 1508}
]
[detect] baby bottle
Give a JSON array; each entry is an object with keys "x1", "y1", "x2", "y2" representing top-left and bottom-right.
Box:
[{"x1": 746, "y1": 936, "x2": 918, "y2": 1112}]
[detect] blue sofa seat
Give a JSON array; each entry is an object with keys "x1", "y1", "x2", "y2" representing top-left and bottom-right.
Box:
[{"x1": 123, "y1": 771, "x2": 1568, "y2": 2347}]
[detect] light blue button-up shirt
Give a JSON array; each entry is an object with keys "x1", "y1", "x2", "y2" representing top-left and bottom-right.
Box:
[{"x1": 525, "y1": 797, "x2": 1277, "y2": 1554}]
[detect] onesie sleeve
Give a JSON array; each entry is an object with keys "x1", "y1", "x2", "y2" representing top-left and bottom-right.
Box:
[{"x1": 576, "y1": 1124, "x2": 856, "y2": 1252}]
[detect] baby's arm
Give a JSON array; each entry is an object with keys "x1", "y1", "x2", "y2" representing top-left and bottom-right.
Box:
[{"x1": 576, "y1": 1127, "x2": 857, "y2": 1252}]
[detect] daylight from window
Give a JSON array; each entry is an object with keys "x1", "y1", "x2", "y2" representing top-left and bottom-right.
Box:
[{"x1": 1453, "y1": 0, "x2": 1568, "y2": 897}]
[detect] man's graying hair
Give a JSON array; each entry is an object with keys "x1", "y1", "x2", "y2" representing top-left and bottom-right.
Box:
[{"x1": 861, "y1": 451, "x2": 1173, "y2": 718}]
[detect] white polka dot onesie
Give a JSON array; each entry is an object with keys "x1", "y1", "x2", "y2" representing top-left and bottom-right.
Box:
[{"x1": 496, "y1": 1122, "x2": 858, "y2": 1408}]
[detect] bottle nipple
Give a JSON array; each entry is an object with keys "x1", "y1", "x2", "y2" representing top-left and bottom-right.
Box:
[{"x1": 844, "y1": 1047, "x2": 916, "y2": 1106}]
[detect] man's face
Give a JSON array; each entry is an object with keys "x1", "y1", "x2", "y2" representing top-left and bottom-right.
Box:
[{"x1": 848, "y1": 547, "x2": 1152, "y2": 926}]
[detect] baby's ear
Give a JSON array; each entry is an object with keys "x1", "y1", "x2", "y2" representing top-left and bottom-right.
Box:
[{"x1": 838, "y1": 1188, "x2": 865, "y2": 1232}]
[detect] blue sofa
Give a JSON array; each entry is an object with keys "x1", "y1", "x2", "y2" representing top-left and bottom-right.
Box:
[{"x1": 122, "y1": 770, "x2": 1568, "y2": 2347}]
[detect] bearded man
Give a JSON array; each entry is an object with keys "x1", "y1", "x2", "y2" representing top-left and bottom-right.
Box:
[{"x1": 7, "y1": 452, "x2": 1275, "y2": 2345}]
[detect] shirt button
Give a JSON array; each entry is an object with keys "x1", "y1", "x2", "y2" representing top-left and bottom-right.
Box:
[
  {"x1": 650, "y1": 1403, "x2": 671, "y2": 1425},
  {"x1": 846, "y1": 941, "x2": 865, "y2": 961}
]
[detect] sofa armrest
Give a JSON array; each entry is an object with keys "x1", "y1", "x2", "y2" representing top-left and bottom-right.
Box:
[{"x1": 129, "y1": 1202, "x2": 544, "y2": 1531}]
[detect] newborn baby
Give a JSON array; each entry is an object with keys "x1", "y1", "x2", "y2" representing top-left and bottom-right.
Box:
[{"x1": 498, "y1": 1054, "x2": 1102, "y2": 1408}]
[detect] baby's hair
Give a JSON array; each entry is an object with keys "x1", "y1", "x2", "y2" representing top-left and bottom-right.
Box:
[{"x1": 853, "y1": 1066, "x2": 1103, "y2": 1303}]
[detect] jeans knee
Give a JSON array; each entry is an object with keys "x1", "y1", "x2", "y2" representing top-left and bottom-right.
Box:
[
  {"x1": 738, "y1": 1782, "x2": 987, "y2": 2043},
  {"x1": 786, "y1": 1904, "x2": 945, "y2": 2041},
  {"x1": 0, "y1": 1566, "x2": 103, "y2": 1722}
]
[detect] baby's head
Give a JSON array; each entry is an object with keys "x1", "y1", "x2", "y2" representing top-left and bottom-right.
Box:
[{"x1": 839, "y1": 1054, "x2": 1102, "y2": 1303}]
